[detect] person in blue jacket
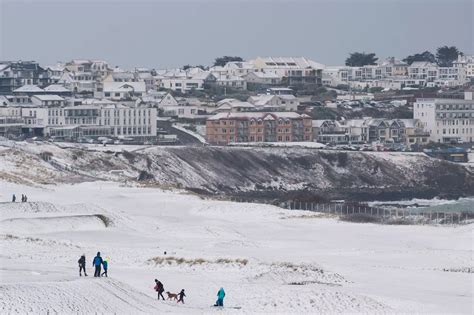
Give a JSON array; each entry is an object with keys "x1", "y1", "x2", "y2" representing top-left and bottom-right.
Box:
[
  {"x1": 101, "y1": 258, "x2": 108, "y2": 277},
  {"x1": 92, "y1": 252, "x2": 103, "y2": 277},
  {"x1": 214, "y1": 287, "x2": 225, "y2": 307}
]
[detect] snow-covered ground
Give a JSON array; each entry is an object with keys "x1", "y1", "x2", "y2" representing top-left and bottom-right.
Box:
[{"x1": 0, "y1": 181, "x2": 472, "y2": 314}]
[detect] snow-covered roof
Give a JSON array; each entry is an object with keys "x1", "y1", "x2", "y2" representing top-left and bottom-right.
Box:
[
  {"x1": 398, "y1": 119, "x2": 418, "y2": 128},
  {"x1": 312, "y1": 120, "x2": 332, "y2": 128},
  {"x1": 191, "y1": 71, "x2": 212, "y2": 80},
  {"x1": 247, "y1": 95, "x2": 277, "y2": 106},
  {"x1": 252, "y1": 56, "x2": 325, "y2": 70},
  {"x1": 208, "y1": 111, "x2": 307, "y2": 120},
  {"x1": 32, "y1": 94, "x2": 65, "y2": 101},
  {"x1": 0, "y1": 64, "x2": 10, "y2": 72},
  {"x1": 46, "y1": 64, "x2": 65, "y2": 72},
  {"x1": 14, "y1": 85, "x2": 44, "y2": 93},
  {"x1": 224, "y1": 61, "x2": 255, "y2": 70},
  {"x1": 277, "y1": 94, "x2": 296, "y2": 100},
  {"x1": 44, "y1": 84, "x2": 70, "y2": 92},
  {"x1": 409, "y1": 61, "x2": 437, "y2": 68},
  {"x1": 103, "y1": 82, "x2": 146, "y2": 93}
]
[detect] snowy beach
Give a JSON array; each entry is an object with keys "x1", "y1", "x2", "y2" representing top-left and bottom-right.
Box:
[{"x1": 0, "y1": 181, "x2": 472, "y2": 314}]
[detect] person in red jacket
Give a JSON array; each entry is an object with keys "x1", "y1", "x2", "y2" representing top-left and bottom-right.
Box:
[{"x1": 154, "y1": 279, "x2": 165, "y2": 300}]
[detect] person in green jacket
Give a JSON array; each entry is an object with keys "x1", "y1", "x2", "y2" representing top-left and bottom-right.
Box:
[{"x1": 214, "y1": 287, "x2": 225, "y2": 307}]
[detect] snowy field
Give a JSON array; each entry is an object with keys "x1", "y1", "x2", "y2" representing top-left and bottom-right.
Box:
[{"x1": 0, "y1": 181, "x2": 472, "y2": 314}]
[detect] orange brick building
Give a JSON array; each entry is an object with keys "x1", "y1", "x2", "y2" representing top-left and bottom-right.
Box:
[{"x1": 206, "y1": 112, "x2": 313, "y2": 145}]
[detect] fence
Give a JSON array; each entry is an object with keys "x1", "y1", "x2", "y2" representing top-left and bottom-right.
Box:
[
  {"x1": 287, "y1": 201, "x2": 473, "y2": 225},
  {"x1": 228, "y1": 198, "x2": 473, "y2": 225}
]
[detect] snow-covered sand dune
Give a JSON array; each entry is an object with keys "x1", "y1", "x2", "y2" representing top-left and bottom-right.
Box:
[
  {"x1": 0, "y1": 278, "x2": 171, "y2": 314},
  {"x1": 1, "y1": 214, "x2": 108, "y2": 234},
  {"x1": 0, "y1": 181, "x2": 472, "y2": 314}
]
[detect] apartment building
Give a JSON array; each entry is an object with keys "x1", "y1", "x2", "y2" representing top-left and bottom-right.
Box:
[
  {"x1": 250, "y1": 57, "x2": 323, "y2": 87},
  {"x1": 4, "y1": 98, "x2": 157, "y2": 139},
  {"x1": 413, "y1": 92, "x2": 474, "y2": 143},
  {"x1": 0, "y1": 106, "x2": 23, "y2": 137},
  {"x1": 206, "y1": 112, "x2": 312, "y2": 145},
  {"x1": 454, "y1": 55, "x2": 474, "y2": 79},
  {"x1": 0, "y1": 61, "x2": 49, "y2": 94},
  {"x1": 407, "y1": 62, "x2": 438, "y2": 82},
  {"x1": 314, "y1": 118, "x2": 429, "y2": 147}
]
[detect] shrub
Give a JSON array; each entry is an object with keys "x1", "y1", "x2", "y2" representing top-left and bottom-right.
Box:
[
  {"x1": 137, "y1": 170, "x2": 154, "y2": 181},
  {"x1": 340, "y1": 213, "x2": 381, "y2": 223},
  {"x1": 147, "y1": 256, "x2": 248, "y2": 267},
  {"x1": 337, "y1": 152, "x2": 348, "y2": 167}
]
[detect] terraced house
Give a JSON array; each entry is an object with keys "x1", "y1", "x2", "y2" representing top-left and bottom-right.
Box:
[{"x1": 206, "y1": 112, "x2": 312, "y2": 145}]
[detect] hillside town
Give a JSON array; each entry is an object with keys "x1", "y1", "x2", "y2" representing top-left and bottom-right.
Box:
[{"x1": 1, "y1": 52, "x2": 473, "y2": 160}]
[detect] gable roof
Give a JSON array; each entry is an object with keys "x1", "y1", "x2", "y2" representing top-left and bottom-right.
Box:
[
  {"x1": 103, "y1": 81, "x2": 146, "y2": 93},
  {"x1": 208, "y1": 111, "x2": 308, "y2": 121},
  {"x1": 32, "y1": 94, "x2": 65, "y2": 101},
  {"x1": 253, "y1": 56, "x2": 325, "y2": 70},
  {"x1": 13, "y1": 85, "x2": 44, "y2": 93},
  {"x1": 44, "y1": 84, "x2": 71, "y2": 92}
]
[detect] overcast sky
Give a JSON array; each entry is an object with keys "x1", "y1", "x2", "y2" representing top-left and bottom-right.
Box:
[{"x1": 0, "y1": 0, "x2": 472, "y2": 69}]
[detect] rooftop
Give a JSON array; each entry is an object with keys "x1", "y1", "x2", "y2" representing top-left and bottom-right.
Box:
[
  {"x1": 208, "y1": 111, "x2": 309, "y2": 120},
  {"x1": 32, "y1": 94, "x2": 65, "y2": 101}
]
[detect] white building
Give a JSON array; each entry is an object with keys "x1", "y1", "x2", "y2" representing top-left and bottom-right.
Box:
[
  {"x1": 214, "y1": 98, "x2": 256, "y2": 113},
  {"x1": 413, "y1": 92, "x2": 474, "y2": 143},
  {"x1": 407, "y1": 62, "x2": 438, "y2": 83},
  {"x1": 61, "y1": 102, "x2": 157, "y2": 138},
  {"x1": 161, "y1": 105, "x2": 202, "y2": 119},
  {"x1": 454, "y1": 55, "x2": 474, "y2": 79},
  {"x1": 247, "y1": 94, "x2": 299, "y2": 111},
  {"x1": 210, "y1": 61, "x2": 255, "y2": 77},
  {"x1": 250, "y1": 56, "x2": 324, "y2": 77},
  {"x1": 244, "y1": 71, "x2": 282, "y2": 86},
  {"x1": 31, "y1": 95, "x2": 66, "y2": 107},
  {"x1": 160, "y1": 70, "x2": 215, "y2": 93},
  {"x1": 102, "y1": 82, "x2": 146, "y2": 100},
  {"x1": 138, "y1": 91, "x2": 178, "y2": 108}
]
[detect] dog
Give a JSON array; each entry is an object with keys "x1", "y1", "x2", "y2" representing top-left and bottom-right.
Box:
[{"x1": 166, "y1": 291, "x2": 178, "y2": 301}]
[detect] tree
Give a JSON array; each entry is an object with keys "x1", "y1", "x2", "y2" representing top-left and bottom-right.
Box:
[
  {"x1": 182, "y1": 64, "x2": 208, "y2": 70},
  {"x1": 436, "y1": 46, "x2": 462, "y2": 67},
  {"x1": 213, "y1": 56, "x2": 243, "y2": 67},
  {"x1": 345, "y1": 52, "x2": 378, "y2": 67},
  {"x1": 403, "y1": 51, "x2": 436, "y2": 65}
]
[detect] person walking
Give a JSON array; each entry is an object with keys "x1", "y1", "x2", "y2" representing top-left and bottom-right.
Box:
[
  {"x1": 92, "y1": 252, "x2": 103, "y2": 277},
  {"x1": 24, "y1": 195, "x2": 28, "y2": 202},
  {"x1": 154, "y1": 279, "x2": 165, "y2": 300},
  {"x1": 177, "y1": 289, "x2": 186, "y2": 304},
  {"x1": 101, "y1": 257, "x2": 108, "y2": 277},
  {"x1": 214, "y1": 287, "x2": 225, "y2": 307},
  {"x1": 21, "y1": 194, "x2": 24, "y2": 202},
  {"x1": 78, "y1": 254, "x2": 87, "y2": 277},
  {"x1": 12, "y1": 194, "x2": 16, "y2": 202}
]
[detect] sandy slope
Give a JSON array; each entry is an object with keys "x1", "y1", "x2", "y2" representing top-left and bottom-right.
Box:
[{"x1": 0, "y1": 181, "x2": 472, "y2": 314}]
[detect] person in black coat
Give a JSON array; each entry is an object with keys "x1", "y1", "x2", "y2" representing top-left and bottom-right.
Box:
[
  {"x1": 78, "y1": 254, "x2": 87, "y2": 276},
  {"x1": 177, "y1": 289, "x2": 186, "y2": 304}
]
